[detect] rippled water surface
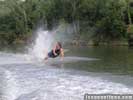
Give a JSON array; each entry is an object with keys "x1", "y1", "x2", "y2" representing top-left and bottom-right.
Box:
[{"x1": 0, "y1": 46, "x2": 133, "y2": 100}]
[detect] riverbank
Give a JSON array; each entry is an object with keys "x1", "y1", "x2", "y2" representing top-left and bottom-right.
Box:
[
  {"x1": 0, "y1": 39, "x2": 129, "y2": 49},
  {"x1": 0, "y1": 32, "x2": 129, "y2": 48},
  {"x1": 67, "y1": 39, "x2": 129, "y2": 46}
]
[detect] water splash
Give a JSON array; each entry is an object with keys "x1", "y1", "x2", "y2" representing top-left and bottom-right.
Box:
[
  {"x1": 27, "y1": 23, "x2": 75, "y2": 62},
  {"x1": 28, "y1": 27, "x2": 54, "y2": 61}
]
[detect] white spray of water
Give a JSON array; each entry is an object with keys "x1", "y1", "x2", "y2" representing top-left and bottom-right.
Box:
[
  {"x1": 28, "y1": 27, "x2": 54, "y2": 61},
  {"x1": 26, "y1": 23, "x2": 74, "y2": 62}
]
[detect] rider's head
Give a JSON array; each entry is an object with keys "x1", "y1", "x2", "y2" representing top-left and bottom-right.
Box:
[{"x1": 56, "y1": 42, "x2": 62, "y2": 49}]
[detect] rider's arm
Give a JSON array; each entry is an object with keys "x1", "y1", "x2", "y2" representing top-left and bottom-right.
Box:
[
  {"x1": 60, "y1": 48, "x2": 64, "y2": 58},
  {"x1": 53, "y1": 45, "x2": 57, "y2": 56}
]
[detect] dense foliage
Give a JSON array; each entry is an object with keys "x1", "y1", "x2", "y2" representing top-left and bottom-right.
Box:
[{"x1": 0, "y1": 0, "x2": 133, "y2": 45}]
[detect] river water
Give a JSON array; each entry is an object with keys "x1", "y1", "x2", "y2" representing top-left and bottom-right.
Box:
[{"x1": 0, "y1": 46, "x2": 133, "y2": 100}]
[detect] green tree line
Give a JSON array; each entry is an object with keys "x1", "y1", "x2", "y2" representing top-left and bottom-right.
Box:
[{"x1": 0, "y1": 0, "x2": 133, "y2": 45}]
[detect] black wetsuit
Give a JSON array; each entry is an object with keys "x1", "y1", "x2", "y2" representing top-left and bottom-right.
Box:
[{"x1": 48, "y1": 49, "x2": 61, "y2": 58}]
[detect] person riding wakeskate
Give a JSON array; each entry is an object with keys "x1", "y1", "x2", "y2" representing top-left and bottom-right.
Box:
[{"x1": 44, "y1": 42, "x2": 64, "y2": 60}]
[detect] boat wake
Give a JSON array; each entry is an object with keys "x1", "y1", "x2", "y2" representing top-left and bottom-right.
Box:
[{"x1": 0, "y1": 52, "x2": 133, "y2": 100}]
